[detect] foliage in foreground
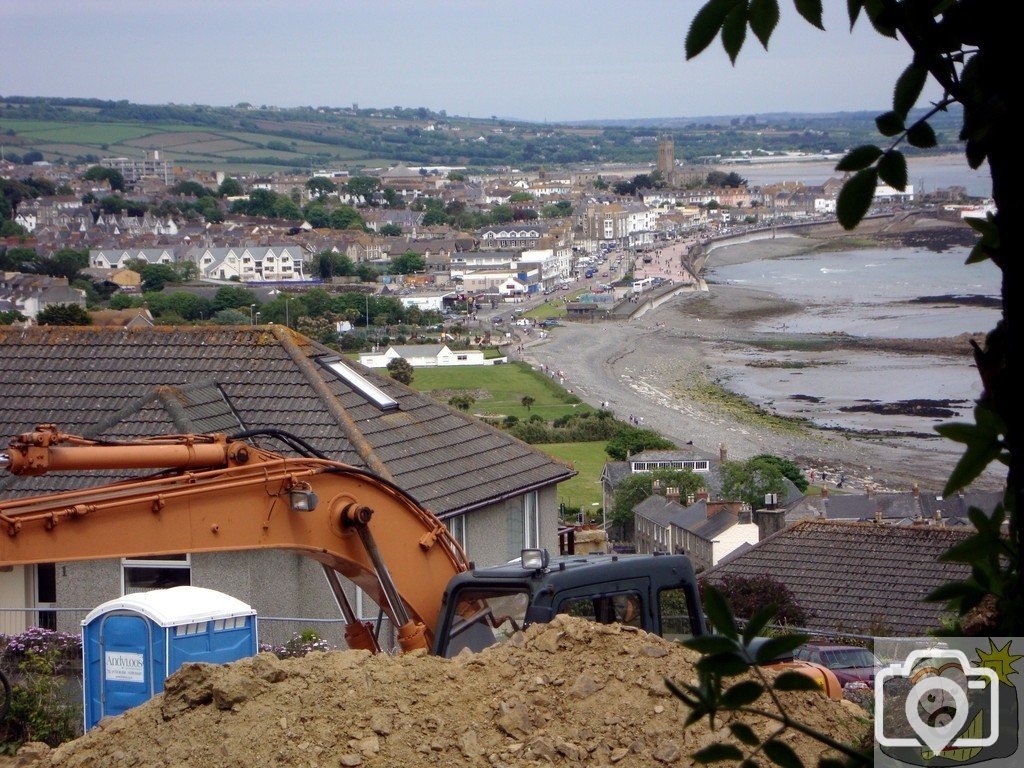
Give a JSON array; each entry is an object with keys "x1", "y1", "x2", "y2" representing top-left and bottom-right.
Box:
[
  {"x1": 687, "y1": 0, "x2": 1020, "y2": 637},
  {"x1": 672, "y1": 586, "x2": 869, "y2": 768}
]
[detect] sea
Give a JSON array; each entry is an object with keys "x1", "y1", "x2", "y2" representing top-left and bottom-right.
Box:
[
  {"x1": 701, "y1": 155, "x2": 998, "y2": 435},
  {"x1": 728, "y1": 153, "x2": 991, "y2": 198}
]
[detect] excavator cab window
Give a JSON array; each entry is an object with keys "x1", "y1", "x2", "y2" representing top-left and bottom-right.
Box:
[
  {"x1": 559, "y1": 591, "x2": 643, "y2": 629},
  {"x1": 658, "y1": 586, "x2": 694, "y2": 642},
  {"x1": 440, "y1": 588, "x2": 529, "y2": 658}
]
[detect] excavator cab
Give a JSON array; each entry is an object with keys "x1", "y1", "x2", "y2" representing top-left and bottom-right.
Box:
[{"x1": 432, "y1": 549, "x2": 706, "y2": 658}]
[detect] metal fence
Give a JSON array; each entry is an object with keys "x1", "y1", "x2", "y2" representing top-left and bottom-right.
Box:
[{"x1": 0, "y1": 608, "x2": 397, "y2": 654}]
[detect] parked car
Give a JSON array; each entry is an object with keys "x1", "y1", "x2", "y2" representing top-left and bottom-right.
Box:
[{"x1": 793, "y1": 644, "x2": 881, "y2": 688}]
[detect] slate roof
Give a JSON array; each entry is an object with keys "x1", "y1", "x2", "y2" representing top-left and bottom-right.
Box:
[
  {"x1": 633, "y1": 494, "x2": 684, "y2": 528},
  {"x1": 0, "y1": 327, "x2": 573, "y2": 516},
  {"x1": 822, "y1": 490, "x2": 1002, "y2": 523},
  {"x1": 705, "y1": 520, "x2": 972, "y2": 635}
]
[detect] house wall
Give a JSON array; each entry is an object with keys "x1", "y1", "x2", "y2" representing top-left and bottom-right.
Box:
[
  {"x1": 461, "y1": 485, "x2": 558, "y2": 566},
  {"x1": 0, "y1": 567, "x2": 31, "y2": 634}
]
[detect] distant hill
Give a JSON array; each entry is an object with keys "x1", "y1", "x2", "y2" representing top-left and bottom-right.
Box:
[{"x1": 0, "y1": 96, "x2": 962, "y2": 174}]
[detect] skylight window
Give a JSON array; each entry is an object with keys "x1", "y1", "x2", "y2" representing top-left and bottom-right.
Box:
[{"x1": 319, "y1": 357, "x2": 398, "y2": 410}]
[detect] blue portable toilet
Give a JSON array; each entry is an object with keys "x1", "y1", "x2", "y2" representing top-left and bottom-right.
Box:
[{"x1": 82, "y1": 586, "x2": 257, "y2": 730}]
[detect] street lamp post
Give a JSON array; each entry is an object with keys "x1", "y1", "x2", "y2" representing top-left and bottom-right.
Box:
[
  {"x1": 249, "y1": 304, "x2": 256, "y2": 325},
  {"x1": 255, "y1": 311, "x2": 261, "y2": 326},
  {"x1": 285, "y1": 297, "x2": 291, "y2": 328}
]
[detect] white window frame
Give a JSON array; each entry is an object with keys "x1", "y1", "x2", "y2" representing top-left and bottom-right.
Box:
[
  {"x1": 121, "y1": 554, "x2": 191, "y2": 595},
  {"x1": 523, "y1": 491, "x2": 540, "y2": 549},
  {"x1": 445, "y1": 514, "x2": 467, "y2": 551}
]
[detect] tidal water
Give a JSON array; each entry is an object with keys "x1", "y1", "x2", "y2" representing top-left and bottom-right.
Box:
[
  {"x1": 725, "y1": 154, "x2": 991, "y2": 198},
  {"x1": 705, "y1": 246, "x2": 999, "y2": 434}
]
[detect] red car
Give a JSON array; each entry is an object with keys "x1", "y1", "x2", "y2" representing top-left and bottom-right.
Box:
[{"x1": 794, "y1": 644, "x2": 881, "y2": 688}]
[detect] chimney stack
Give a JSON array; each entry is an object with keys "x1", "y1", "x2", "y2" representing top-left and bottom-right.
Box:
[
  {"x1": 912, "y1": 483, "x2": 920, "y2": 498},
  {"x1": 686, "y1": 493, "x2": 695, "y2": 506},
  {"x1": 866, "y1": 484, "x2": 873, "y2": 498},
  {"x1": 696, "y1": 490, "x2": 709, "y2": 502},
  {"x1": 874, "y1": 506, "x2": 883, "y2": 523},
  {"x1": 754, "y1": 508, "x2": 786, "y2": 541},
  {"x1": 719, "y1": 443, "x2": 728, "y2": 463},
  {"x1": 666, "y1": 486, "x2": 680, "y2": 502}
]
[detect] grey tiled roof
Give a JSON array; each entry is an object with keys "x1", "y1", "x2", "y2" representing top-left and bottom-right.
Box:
[
  {"x1": 0, "y1": 327, "x2": 573, "y2": 515},
  {"x1": 633, "y1": 494, "x2": 683, "y2": 527},
  {"x1": 705, "y1": 520, "x2": 972, "y2": 635}
]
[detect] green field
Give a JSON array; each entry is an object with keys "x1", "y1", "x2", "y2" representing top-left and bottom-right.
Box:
[
  {"x1": 536, "y1": 441, "x2": 608, "y2": 513},
  {"x1": 409, "y1": 362, "x2": 590, "y2": 421}
]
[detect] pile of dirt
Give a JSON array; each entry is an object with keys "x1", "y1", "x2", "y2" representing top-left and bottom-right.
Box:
[{"x1": 10, "y1": 617, "x2": 868, "y2": 767}]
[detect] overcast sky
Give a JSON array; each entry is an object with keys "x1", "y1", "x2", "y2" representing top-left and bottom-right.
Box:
[{"x1": 1, "y1": 1, "x2": 934, "y2": 123}]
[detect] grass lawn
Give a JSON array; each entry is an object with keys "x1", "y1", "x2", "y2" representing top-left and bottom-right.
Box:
[
  {"x1": 523, "y1": 289, "x2": 587, "y2": 321},
  {"x1": 409, "y1": 362, "x2": 591, "y2": 421},
  {"x1": 536, "y1": 441, "x2": 608, "y2": 512}
]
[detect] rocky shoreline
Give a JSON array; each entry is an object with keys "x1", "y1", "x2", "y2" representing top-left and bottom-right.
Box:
[{"x1": 527, "y1": 217, "x2": 1006, "y2": 493}]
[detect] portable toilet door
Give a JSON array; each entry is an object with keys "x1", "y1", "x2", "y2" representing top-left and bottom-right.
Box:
[
  {"x1": 82, "y1": 587, "x2": 256, "y2": 730},
  {"x1": 83, "y1": 610, "x2": 162, "y2": 728}
]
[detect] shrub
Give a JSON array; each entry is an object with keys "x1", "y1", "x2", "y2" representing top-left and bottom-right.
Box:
[
  {"x1": 0, "y1": 630, "x2": 83, "y2": 753},
  {"x1": 258, "y1": 629, "x2": 333, "y2": 659}
]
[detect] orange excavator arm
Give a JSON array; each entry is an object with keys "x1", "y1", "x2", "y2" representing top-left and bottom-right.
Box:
[{"x1": 0, "y1": 425, "x2": 468, "y2": 654}]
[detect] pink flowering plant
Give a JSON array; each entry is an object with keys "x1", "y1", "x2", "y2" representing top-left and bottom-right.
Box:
[{"x1": 259, "y1": 629, "x2": 333, "y2": 659}]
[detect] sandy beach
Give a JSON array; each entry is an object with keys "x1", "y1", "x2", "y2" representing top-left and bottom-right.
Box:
[{"x1": 525, "y1": 229, "x2": 1005, "y2": 493}]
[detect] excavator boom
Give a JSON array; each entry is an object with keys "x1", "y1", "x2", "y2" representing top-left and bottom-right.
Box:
[{"x1": 1, "y1": 426, "x2": 468, "y2": 653}]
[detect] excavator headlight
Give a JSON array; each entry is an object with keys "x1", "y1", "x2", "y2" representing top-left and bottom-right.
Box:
[
  {"x1": 289, "y1": 485, "x2": 319, "y2": 513},
  {"x1": 521, "y1": 548, "x2": 549, "y2": 571}
]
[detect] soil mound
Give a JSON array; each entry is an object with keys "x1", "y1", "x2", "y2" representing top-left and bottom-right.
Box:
[{"x1": 13, "y1": 617, "x2": 867, "y2": 767}]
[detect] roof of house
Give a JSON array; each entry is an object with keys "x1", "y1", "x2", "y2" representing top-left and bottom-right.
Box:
[
  {"x1": 632, "y1": 494, "x2": 684, "y2": 528},
  {"x1": 705, "y1": 520, "x2": 973, "y2": 635},
  {"x1": 0, "y1": 327, "x2": 573, "y2": 517}
]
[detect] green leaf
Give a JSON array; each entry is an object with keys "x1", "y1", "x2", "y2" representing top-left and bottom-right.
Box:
[
  {"x1": 863, "y1": 0, "x2": 897, "y2": 37},
  {"x1": 965, "y1": 242, "x2": 991, "y2": 265},
  {"x1": 749, "y1": 0, "x2": 780, "y2": 48},
  {"x1": 847, "y1": 0, "x2": 864, "y2": 28},
  {"x1": 875, "y1": 110, "x2": 905, "y2": 137},
  {"x1": 907, "y1": 121, "x2": 938, "y2": 148},
  {"x1": 730, "y1": 722, "x2": 760, "y2": 746},
  {"x1": 963, "y1": 213, "x2": 997, "y2": 238},
  {"x1": 665, "y1": 677, "x2": 700, "y2": 706},
  {"x1": 722, "y1": 680, "x2": 765, "y2": 707},
  {"x1": 704, "y1": 585, "x2": 739, "y2": 639},
  {"x1": 837, "y1": 168, "x2": 877, "y2": 230},
  {"x1": 835, "y1": 145, "x2": 882, "y2": 172},
  {"x1": 935, "y1": 421, "x2": 982, "y2": 444},
  {"x1": 877, "y1": 150, "x2": 908, "y2": 190},
  {"x1": 754, "y1": 634, "x2": 807, "y2": 664},
  {"x1": 743, "y1": 604, "x2": 778, "y2": 645},
  {"x1": 927, "y1": 580, "x2": 985, "y2": 603},
  {"x1": 773, "y1": 671, "x2": 824, "y2": 691},
  {"x1": 687, "y1": 0, "x2": 741, "y2": 60},
  {"x1": 938, "y1": 535, "x2": 997, "y2": 565},
  {"x1": 965, "y1": 138, "x2": 986, "y2": 169},
  {"x1": 794, "y1": 0, "x2": 824, "y2": 29},
  {"x1": 893, "y1": 64, "x2": 928, "y2": 119},
  {"x1": 943, "y1": 440, "x2": 1002, "y2": 497},
  {"x1": 685, "y1": 636, "x2": 741, "y2": 655},
  {"x1": 721, "y1": 2, "x2": 748, "y2": 63},
  {"x1": 763, "y1": 738, "x2": 803, "y2": 768},
  {"x1": 685, "y1": 707, "x2": 710, "y2": 727},
  {"x1": 697, "y1": 651, "x2": 752, "y2": 677},
  {"x1": 694, "y1": 743, "x2": 746, "y2": 764}
]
